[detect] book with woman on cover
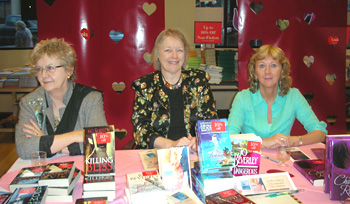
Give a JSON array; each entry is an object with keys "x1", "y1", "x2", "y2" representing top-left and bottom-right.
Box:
[{"x1": 84, "y1": 125, "x2": 115, "y2": 175}]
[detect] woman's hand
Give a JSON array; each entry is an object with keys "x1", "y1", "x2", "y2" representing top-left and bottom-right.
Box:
[
  {"x1": 22, "y1": 119, "x2": 44, "y2": 137},
  {"x1": 262, "y1": 133, "x2": 289, "y2": 149}
]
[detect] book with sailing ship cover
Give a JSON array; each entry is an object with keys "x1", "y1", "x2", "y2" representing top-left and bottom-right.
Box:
[
  {"x1": 293, "y1": 159, "x2": 325, "y2": 186},
  {"x1": 84, "y1": 125, "x2": 115, "y2": 175}
]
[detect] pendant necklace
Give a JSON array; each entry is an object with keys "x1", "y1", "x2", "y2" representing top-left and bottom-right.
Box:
[{"x1": 162, "y1": 74, "x2": 182, "y2": 90}]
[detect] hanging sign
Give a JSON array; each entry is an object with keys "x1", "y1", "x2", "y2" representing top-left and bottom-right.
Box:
[{"x1": 194, "y1": 22, "x2": 222, "y2": 44}]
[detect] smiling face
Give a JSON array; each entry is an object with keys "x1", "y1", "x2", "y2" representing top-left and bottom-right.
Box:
[
  {"x1": 36, "y1": 54, "x2": 72, "y2": 95},
  {"x1": 158, "y1": 36, "x2": 185, "y2": 77},
  {"x1": 254, "y1": 55, "x2": 283, "y2": 91}
]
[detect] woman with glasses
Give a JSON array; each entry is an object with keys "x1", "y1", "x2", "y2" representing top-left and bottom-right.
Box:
[{"x1": 15, "y1": 38, "x2": 108, "y2": 159}]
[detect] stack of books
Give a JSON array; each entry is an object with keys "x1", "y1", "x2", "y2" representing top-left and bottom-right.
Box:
[
  {"x1": 216, "y1": 50, "x2": 236, "y2": 81},
  {"x1": 82, "y1": 125, "x2": 116, "y2": 202},
  {"x1": 6, "y1": 186, "x2": 48, "y2": 204},
  {"x1": 204, "y1": 49, "x2": 216, "y2": 65},
  {"x1": 188, "y1": 57, "x2": 202, "y2": 69},
  {"x1": 199, "y1": 64, "x2": 223, "y2": 84}
]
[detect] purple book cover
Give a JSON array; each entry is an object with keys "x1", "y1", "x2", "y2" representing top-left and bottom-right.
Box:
[
  {"x1": 325, "y1": 135, "x2": 350, "y2": 193},
  {"x1": 293, "y1": 159, "x2": 325, "y2": 186},
  {"x1": 329, "y1": 139, "x2": 350, "y2": 200}
]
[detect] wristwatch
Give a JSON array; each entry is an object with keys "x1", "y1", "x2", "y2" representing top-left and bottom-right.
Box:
[{"x1": 298, "y1": 136, "x2": 303, "y2": 146}]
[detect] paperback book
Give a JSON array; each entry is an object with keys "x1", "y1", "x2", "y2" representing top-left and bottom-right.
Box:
[
  {"x1": 157, "y1": 146, "x2": 191, "y2": 191},
  {"x1": 167, "y1": 187, "x2": 204, "y2": 204},
  {"x1": 84, "y1": 125, "x2": 115, "y2": 175},
  {"x1": 196, "y1": 119, "x2": 233, "y2": 173},
  {"x1": 9, "y1": 166, "x2": 46, "y2": 192},
  {"x1": 83, "y1": 190, "x2": 115, "y2": 202},
  {"x1": 293, "y1": 159, "x2": 325, "y2": 186},
  {"x1": 139, "y1": 149, "x2": 158, "y2": 171},
  {"x1": 289, "y1": 147, "x2": 311, "y2": 162},
  {"x1": 46, "y1": 186, "x2": 77, "y2": 203},
  {"x1": 47, "y1": 169, "x2": 81, "y2": 196},
  {"x1": 230, "y1": 133, "x2": 262, "y2": 176},
  {"x1": 0, "y1": 192, "x2": 11, "y2": 204},
  {"x1": 206, "y1": 189, "x2": 256, "y2": 204},
  {"x1": 83, "y1": 175, "x2": 115, "y2": 191},
  {"x1": 6, "y1": 186, "x2": 48, "y2": 204},
  {"x1": 75, "y1": 197, "x2": 108, "y2": 204},
  {"x1": 38, "y1": 161, "x2": 75, "y2": 187},
  {"x1": 311, "y1": 148, "x2": 326, "y2": 160}
]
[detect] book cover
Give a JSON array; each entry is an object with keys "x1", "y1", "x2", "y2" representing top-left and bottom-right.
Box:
[
  {"x1": 206, "y1": 189, "x2": 256, "y2": 204},
  {"x1": 75, "y1": 197, "x2": 108, "y2": 204},
  {"x1": 167, "y1": 188, "x2": 204, "y2": 204},
  {"x1": 329, "y1": 139, "x2": 350, "y2": 200},
  {"x1": 126, "y1": 170, "x2": 167, "y2": 204},
  {"x1": 38, "y1": 161, "x2": 75, "y2": 187},
  {"x1": 6, "y1": 186, "x2": 48, "y2": 204},
  {"x1": 139, "y1": 149, "x2": 159, "y2": 171},
  {"x1": 84, "y1": 125, "x2": 115, "y2": 175},
  {"x1": 9, "y1": 166, "x2": 45, "y2": 192},
  {"x1": 293, "y1": 159, "x2": 325, "y2": 186},
  {"x1": 0, "y1": 192, "x2": 11, "y2": 204},
  {"x1": 311, "y1": 148, "x2": 326, "y2": 160},
  {"x1": 157, "y1": 146, "x2": 192, "y2": 192},
  {"x1": 195, "y1": 119, "x2": 233, "y2": 173},
  {"x1": 289, "y1": 147, "x2": 311, "y2": 162},
  {"x1": 47, "y1": 169, "x2": 81, "y2": 196},
  {"x1": 230, "y1": 133, "x2": 262, "y2": 176},
  {"x1": 83, "y1": 175, "x2": 115, "y2": 191}
]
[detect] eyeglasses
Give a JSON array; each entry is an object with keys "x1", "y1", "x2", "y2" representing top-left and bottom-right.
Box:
[{"x1": 32, "y1": 65, "x2": 64, "y2": 74}]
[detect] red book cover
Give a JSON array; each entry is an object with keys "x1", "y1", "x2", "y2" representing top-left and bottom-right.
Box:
[
  {"x1": 293, "y1": 159, "x2": 325, "y2": 186},
  {"x1": 206, "y1": 189, "x2": 256, "y2": 204},
  {"x1": 75, "y1": 197, "x2": 108, "y2": 204}
]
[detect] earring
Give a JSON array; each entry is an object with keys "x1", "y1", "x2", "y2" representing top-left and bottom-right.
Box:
[{"x1": 67, "y1": 75, "x2": 70, "y2": 79}]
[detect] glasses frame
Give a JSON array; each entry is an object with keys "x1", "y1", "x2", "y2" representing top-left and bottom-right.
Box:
[{"x1": 33, "y1": 65, "x2": 64, "y2": 74}]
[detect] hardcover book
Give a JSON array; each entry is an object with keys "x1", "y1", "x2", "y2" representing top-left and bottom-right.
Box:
[
  {"x1": 206, "y1": 189, "x2": 256, "y2": 204},
  {"x1": 6, "y1": 186, "x2": 48, "y2": 204},
  {"x1": 9, "y1": 166, "x2": 46, "y2": 192},
  {"x1": 75, "y1": 197, "x2": 108, "y2": 204},
  {"x1": 38, "y1": 161, "x2": 76, "y2": 187},
  {"x1": 84, "y1": 125, "x2": 115, "y2": 175},
  {"x1": 83, "y1": 175, "x2": 115, "y2": 191},
  {"x1": 195, "y1": 119, "x2": 233, "y2": 173},
  {"x1": 126, "y1": 170, "x2": 167, "y2": 204},
  {"x1": 47, "y1": 169, "x2": 81, "y2": 196},
  {"x1": 157, "y1": 146, "x2": 192, "y2": 191},
  {"x1": 230, "y1": 133, "x2": 262, "y2": 176},
  {"x1": 329, "y1": 139, "x2": 350, "y2": 200},
  {"x1": 293, "y1": 159, "x2": 325, "y2": 186},
  {"x1": 167, "y1": 187, "x2": 204, "y2": 204}
]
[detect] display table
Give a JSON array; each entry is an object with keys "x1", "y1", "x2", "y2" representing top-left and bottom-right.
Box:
[{"x1": 0, "y1": 143, "x2": 339, "y2": 204}]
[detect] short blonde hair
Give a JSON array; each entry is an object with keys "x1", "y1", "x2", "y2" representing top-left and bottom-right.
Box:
[
  {"x1": 31, "y1": 38, "x2": 77, "y2": 81},
  {"x1": 151, "y1": 28, "x2": 189, "y2": 70},
  {"x1": 248, "y1": 45, "x2": 292, "y2": 96}
]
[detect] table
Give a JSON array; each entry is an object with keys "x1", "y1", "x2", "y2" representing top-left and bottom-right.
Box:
[{"x1": 0, "y1": 143, "x2": 340, "y2": 204}]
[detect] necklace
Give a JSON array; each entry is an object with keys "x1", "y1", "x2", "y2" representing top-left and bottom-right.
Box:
[{"x1": 162, "y1": 74, "x2": 182, "y2": 90}]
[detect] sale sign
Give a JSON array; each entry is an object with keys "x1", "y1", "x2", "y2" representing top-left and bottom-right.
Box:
[{"x1": 195, "y1": 22, "x2": 222, "y2": 44}]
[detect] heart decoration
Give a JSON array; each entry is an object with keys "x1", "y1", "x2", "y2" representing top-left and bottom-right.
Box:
[
  {"x1": 326, "y1": 74, "x2": 336, "y2": 85},
  {"x1": 44, "y1": 0, "x2": 55, "y2": 6},
  {"x1": 250, "y1": 2, "x2": 263, "y2": 15},
  {"x1": 303, "y1": 56, "x2": 314, "y2": 68},
  {"x1": 304, "y1": 13, "x2": 315, "y2": 25},
  {"x1": 143, "y1": 2, "x2": 157, "y2": 16},
  {"x1": 303, "y1": 92, "x2": 314, "y2": 104},
  {"x1": 328, "y1": 36, "x2": 339, "y2": 47},
  {"x1": 80, "y1": 28, "x2": 94, "y2": 40},
  {"x1": 327, "y1": 115, "x2": 337, "y2": 126},
  {"x1": 112, "y1": 82, "x2": 126, "y2": 94},
  {"x1": 233, "y1": 8, "x2": 239, "y2": 31},
  {"x1": 115, "y1": 128, "x2": 128, "y2": 140},
  {"x1": 109, "y1": 30, "x2": 124, "y2": 44},
  {"x1": 143, "y1": 52, "x2": 152, "y2": 65},
  {"x1": 276, "y1": 19, "x2": 289, "y2": 32},
  {"x1": 249, "y1": 39, "x2": 263, "y2": 48}
]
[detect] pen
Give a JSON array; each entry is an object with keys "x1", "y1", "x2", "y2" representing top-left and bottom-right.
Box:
[
  {"x1": 261, "y1": 154, "x2": 279, "y2": 163},
  {"x1": 265, "y1": 189, "x2": 304, "y2": 198}
]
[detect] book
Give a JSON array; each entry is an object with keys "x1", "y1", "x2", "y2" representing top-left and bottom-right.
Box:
[
  {"x1": 293, "y1": 159, "x2": 325, "y2": 186},
  {"x1": 196, "y1": 119, "x2": 233, "y2": 173},
  {"x1": 75, "y1": 197, "x2": 108, "y2": 204},
  {"x1": 83, "y1": 175, "x2": 115, "y2": 191},
  {"x1": 206, "y1": 189, "x2": 256, "y2": 204},
  {"x1": 311, "y1": 148, "x2": 325, "y2": 160},
  {"x1": 47, "y1": 169, "x2": 81, "y2": 195},
  {"x1": 126, "y1": 170, "x2": 167, "y2": 204},
  {"x1": 230, "y1": 133, "x2": 262, "y2": 176},
  {"x1": 329, "y1": 139, "x2": 350, "y2": 200},
  {"x1": 167, "y1": 188, "x2": 204, "y2": 204},
  {"x1": 0, "y1": 192, "x2": 11, "y2": 204},
  {"x1": 289, "y1": 147, "x2": 311, "y2": 162},
  {"x1": 84, "y1": 125, "x2": 115, "y2": 176},
  {"x1": 46, "y1": 186, "x2": 77, "y2": 203},
  {"x1": 139, "y1": 149, "x2": 159, "y2": 171},
  {"x1": 9, "y1": 166, "x2": 46, "y2": 192},
  {"x1": 6, "y1": 186, "x2": 48, "y2": 204},
  {"x1": 248, "y1": 194, "x2": 303, "y2": 204},
  {"x1": 157, "y1": 146, "x2": 192, "y2": 191},
  {"x1": 38, "y1": 161, "x2": 76, "y2": 187},
  {"x1": 83, "y1": 190, "x2": 115, "y2": 202}
]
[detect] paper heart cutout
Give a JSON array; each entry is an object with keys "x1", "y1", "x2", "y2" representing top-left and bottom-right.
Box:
[
  {"x1": 304, "y1": 13, "x2": 315, "y2": 25},
  {"x1": 326, "y1": 74, "x2": 336, "y2": 85},
  {"x1": 115, "y1": 128, "x2": 127, "y2": 140},
  {"x1": 112, "y1": 82, "x2": 126, "y2": 94},
  {"x1": 328, "y1": 36, "x2": 339, "y2": 47},
  {"x1": 250, "y1": 2, "x2": 263, "y2": 15},
  {"x1": 303, "y1": 56, "x2": 314, "y2": 68},
  {"x1": 143, "y1": 52, "x2": 152, "y2": 64},
  {"x1": 109, "y1": 30, "x2": 124, "y2": 44},
  {"x1": 80, "y1": 28, "x2": 94, "y2": 40},
  {"x1": 143, "y1": 2, "x2": 157, "y2": 16},
  {"x1": 44, "y1": 0, "x2": 55, "y2": 6},
  {"x1": 233, "y1": 8, "x2": 239, "y2": 31},
  {"x1": 303, "y1": 92, "x2": 314, "y2": 104},
  {"x1": 249, "y1": 39, "x2": 263, "y2": 48},
  {"x1": 327, "y1": 115, "x2": 337, "y2": 126},
  {"x1": 276, "y1": 19, "x2": 289, "y2": 32}
]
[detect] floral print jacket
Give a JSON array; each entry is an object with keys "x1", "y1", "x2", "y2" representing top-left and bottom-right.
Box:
[{"x1": 131, "y1": 68, "x2": 218, "y2": 149}]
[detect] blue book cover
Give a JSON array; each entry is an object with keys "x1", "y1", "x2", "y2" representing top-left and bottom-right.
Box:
[{"x1": 6, "y1": 186, "x2": 48, "y2": 204}]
